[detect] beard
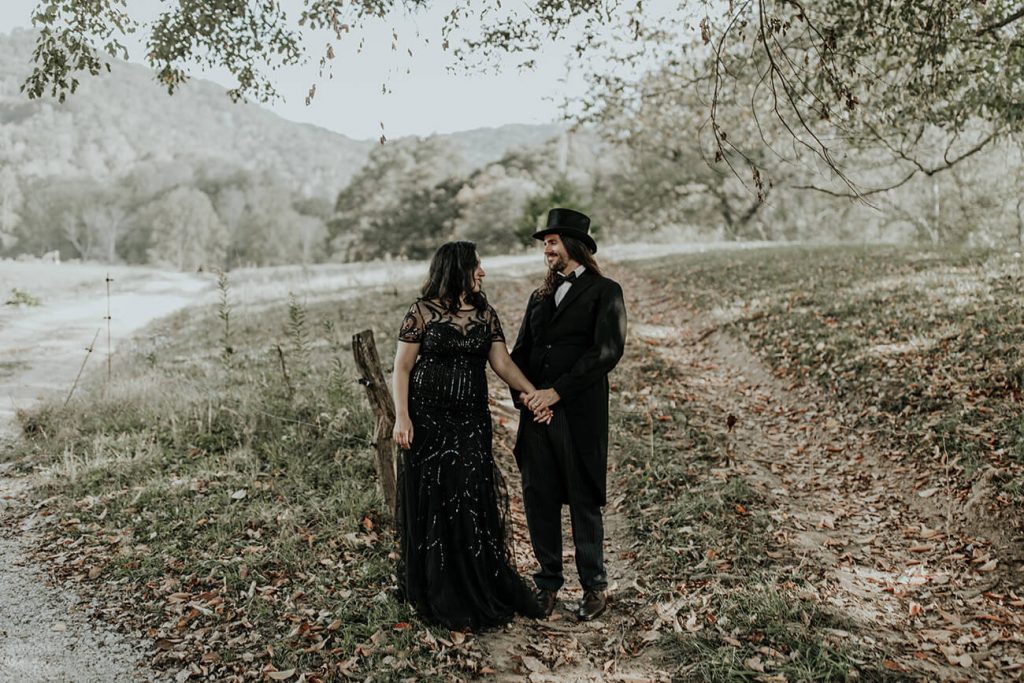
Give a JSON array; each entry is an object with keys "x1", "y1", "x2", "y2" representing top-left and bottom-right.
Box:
[{"x1": 546, "y1": 254, "x2": 568, "y2": 273}]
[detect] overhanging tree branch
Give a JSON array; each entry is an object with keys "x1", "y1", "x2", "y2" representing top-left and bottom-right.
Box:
[
  {"x1": 976, "y1": 5, "x2": 1024, "y2": 36},
  {"x1": 795, "y1": 127, "x2": 1002, "y2": 198}
]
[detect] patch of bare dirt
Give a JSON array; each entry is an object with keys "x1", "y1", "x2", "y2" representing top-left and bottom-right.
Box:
[{"x1": 475, "y1": 398, "x2": 670, "y2": 683}]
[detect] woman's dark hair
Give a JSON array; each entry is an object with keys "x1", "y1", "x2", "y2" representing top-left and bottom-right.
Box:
[
  {"x1": 536, "y1": 234, "x2": 602, "y2": 299},
  {"x1": 421, "y1": 241, "x2": 487, "y2": 313}
]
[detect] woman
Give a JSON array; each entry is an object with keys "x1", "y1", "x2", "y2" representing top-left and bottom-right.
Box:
[{"x1": 392, "y1": 241, "x2": 547, "y2": 630}]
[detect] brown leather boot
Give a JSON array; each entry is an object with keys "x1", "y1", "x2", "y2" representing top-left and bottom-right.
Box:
[{"x1": 576, "y1": 590, "x2": 607, "y2": 621}]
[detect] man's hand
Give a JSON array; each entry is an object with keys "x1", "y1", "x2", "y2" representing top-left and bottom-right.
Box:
[
  {"x1": 524, "y1": 388, "x2": 560, "y2": 412},
  {"x1": 519, "y1": 391, "x2": 553, "y2": 424}
]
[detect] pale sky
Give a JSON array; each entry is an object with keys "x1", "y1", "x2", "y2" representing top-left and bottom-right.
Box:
[{"x1": 1, "y1": 0, "x2": 606, "y2": 140}]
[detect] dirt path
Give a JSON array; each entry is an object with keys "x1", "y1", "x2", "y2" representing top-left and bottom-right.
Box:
[
  {"x1": 473, "y1": 399, "x2": 671, "y2": 683},
  {"x1": 0, "y1": 469, "x2": 165, "y2": 682},
  {"x1": 623, "y1": 268, "x2": 1024, "y2": 680},
  {"x1": 0, "y1": 264, "x2": 211, "y2": 682}
]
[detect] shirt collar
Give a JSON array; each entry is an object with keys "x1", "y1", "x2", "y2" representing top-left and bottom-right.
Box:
[{"x1": 561, "y1": 264, "x2": 585, "y2": 280}]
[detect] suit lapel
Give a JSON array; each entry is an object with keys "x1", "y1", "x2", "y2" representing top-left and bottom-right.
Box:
[
  {"x1": 550, "y1": 272, "x2": 595, "y2": 323},
  {"x1": 530, "y1": 291, "x2": 556, "y2": 330}
]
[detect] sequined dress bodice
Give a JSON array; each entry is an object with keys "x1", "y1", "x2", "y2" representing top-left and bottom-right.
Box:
[{"x1": 399, "y1": 300, "x2": 504, "y2": 413}]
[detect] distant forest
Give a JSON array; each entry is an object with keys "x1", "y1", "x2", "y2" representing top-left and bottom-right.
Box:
[{"x1": 2, "y1": 26, "x2": 1023, "y2": 271}]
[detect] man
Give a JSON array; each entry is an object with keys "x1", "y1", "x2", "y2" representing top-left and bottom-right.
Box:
[{"x1": 512, "y1": 208, "x2": 628, "y2": 621}]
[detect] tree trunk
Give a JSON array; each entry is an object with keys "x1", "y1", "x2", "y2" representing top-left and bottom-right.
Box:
[{"x1": 352, "y1": 329, "x2": 398, "y2": 516}]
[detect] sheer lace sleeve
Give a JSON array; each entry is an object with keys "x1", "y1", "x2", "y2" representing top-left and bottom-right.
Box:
[
  {"x1": 487, "y1": 305, "x2": 505, "y2": 342},
  {"x1": 399, "y1": 301, "x2": 426, "y2": 343}
]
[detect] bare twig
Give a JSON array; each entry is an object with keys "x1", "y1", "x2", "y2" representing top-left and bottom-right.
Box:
[
  {"x1": 795, "y1": 128, "x2": 1002, "y2": 198},
  {"x1": 65, "y1": 329, "x2": 101, "y2": 408},
  {"x1": 976, "y1": 5, "x2": 1024, "y2": 36},
  {"x1": 275, "y1": 344, "x2": 294, "y2": 399}
]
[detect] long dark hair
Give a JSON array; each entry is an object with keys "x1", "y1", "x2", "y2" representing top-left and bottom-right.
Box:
[
  {"x1": 421, "y1": 241, "x2": 486, "y2": 313},
  {"x1": 536, "y1": 234, "x2": 602, "y2": 299}
]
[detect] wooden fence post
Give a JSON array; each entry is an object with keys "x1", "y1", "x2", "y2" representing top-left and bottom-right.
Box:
[{"x1": 352, "y1": 329, "x2": 398, "y2": 515}]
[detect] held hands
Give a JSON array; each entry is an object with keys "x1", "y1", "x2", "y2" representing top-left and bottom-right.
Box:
[
  {"x1": 519, "y1": 392, "x2": 553, "y2": 424},
  {"x1": 524, "y1": 388, "x2": 560, "y2": 412},
  {"x1": 393, "y1": 415, "x2": 414, "y2": 449},
  {"x1": 519, "y1": 389, "x2": 559, "y2": 424}
]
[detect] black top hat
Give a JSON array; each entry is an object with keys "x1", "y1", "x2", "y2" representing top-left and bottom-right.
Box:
[{"x1": 532, "y1": 208, "x2": 597, "y2": 254}]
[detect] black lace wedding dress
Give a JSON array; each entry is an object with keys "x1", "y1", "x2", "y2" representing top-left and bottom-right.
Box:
[{"x1": 395, "y1": 298, "x2": 537, "y2": 630}]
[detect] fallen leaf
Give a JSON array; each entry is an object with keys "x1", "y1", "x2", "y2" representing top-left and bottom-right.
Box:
[
  {"x1": 268, "y1": 669, "x2": 295, "y2": 680},
  {"x1": 520, "y1": 655, "x2": 547, "y2": 673},
  {"x1": 230, "y1": 489, "x2": 247, "y2": 500}
]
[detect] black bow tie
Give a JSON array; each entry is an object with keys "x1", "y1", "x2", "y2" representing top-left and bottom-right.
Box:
[{"x1": 555, "y1": 271, "x2": 577, "y2": 284}]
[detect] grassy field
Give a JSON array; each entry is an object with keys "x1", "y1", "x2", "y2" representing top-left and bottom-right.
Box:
[
  {"x1": 7, "y1": 244, "x2": 1021, "y2": 681},
  {"x1": 10, "y1": 277, "x2": 472, "y2": 681},
  {"x1": 637, "y1": 245, "x2": 1024, "y2": 507},
  {"x1": 605, "y1": 292, "x2": 893, "y2": 681}
]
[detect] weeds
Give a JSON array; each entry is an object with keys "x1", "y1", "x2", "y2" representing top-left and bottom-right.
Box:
[
  {"x1": 216, "y1": 269, "x2": 233, "y2": 359},
  {"x1": 666, "y1": 582, "x2": 891, "y2": 682},
  {"x1": 287, "y1": 292, "x2": 310, "y2": 362},
  {"x1": 4, "y1": 287, "x2": 41, "y2": 306}
]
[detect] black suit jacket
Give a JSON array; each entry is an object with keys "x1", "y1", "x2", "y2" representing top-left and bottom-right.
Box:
[{"x1": 510, "y1": 270, "x2": 627, "y2": 505}]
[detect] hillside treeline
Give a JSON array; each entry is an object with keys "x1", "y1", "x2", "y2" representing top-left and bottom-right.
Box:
[
  {"x1": 0, "y1": 134, "x2": 594, "y2": 269},
  {"x1": 4, "y1": 122, "x2": 1022, "y2": 273}
]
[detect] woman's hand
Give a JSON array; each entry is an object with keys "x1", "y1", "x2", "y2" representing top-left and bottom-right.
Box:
[
  {"x1": 519, "y1": 391, "x2": 553, "y2": 424},
  {"x1": 393, "y1": 415, "x2": 414, "y2": 449}
]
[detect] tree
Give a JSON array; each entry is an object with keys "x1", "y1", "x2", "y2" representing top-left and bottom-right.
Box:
[
  {"x1": 329, "y1": 136, "x2": 464, "y2": 260},
  {"x1": 372, "y1": 177, "x2": 463, "y2": 260},
  {"x1": 0, "y1": 166, "x2": 22, "y2": 250},
  {"x1": 587, "y1": 59, "x2": 779, "y2": 241},
  {"x1": 295, "y1": 214, "x2": 328, "y2": 265},
  {"x1": 520, "y1": 178, "x2": 591, "y2": 246},
  {"x1": 453, "y1": 167, "x2": 544, "y2": 254},
  {"x1": 147, "y1": 187, "x2": 227, "y2": 270},
  {"x1": 22, "y1": 1, "x2": 1024, "y2": 190},
  {"x1": 14, "y1": 176, "x2": 117, "y2": 260}
]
